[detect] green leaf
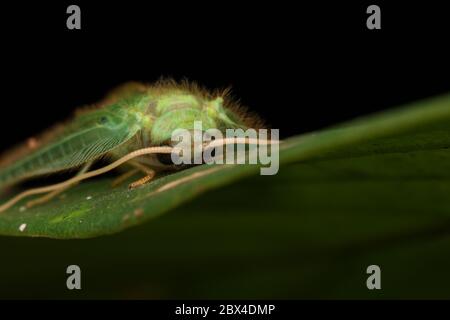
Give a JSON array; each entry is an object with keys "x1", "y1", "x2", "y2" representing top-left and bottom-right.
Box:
[
  {"x1": 1, "y1": 93, "x2": 449, "y2": 239},
  {"x1": 0, "y1": 94, "x2": 449, "y2": 298}
]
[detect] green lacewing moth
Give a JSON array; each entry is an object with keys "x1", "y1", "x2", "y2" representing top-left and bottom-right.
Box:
[{"x1": 0, "y1": 80, "x2": 266, "y2": 212}]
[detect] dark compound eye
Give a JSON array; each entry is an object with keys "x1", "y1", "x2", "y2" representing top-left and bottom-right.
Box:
[{"x1": 156, "y1": 153, "x2": 175, "y2": 166}]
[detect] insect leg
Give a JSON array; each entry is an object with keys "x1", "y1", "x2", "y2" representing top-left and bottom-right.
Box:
[
  {"x1": 127, "y1": 161, "x2": 156, "y2": 190},
  {"x1": 26, "y1": 161, "x2": 93, "y2": 209}
]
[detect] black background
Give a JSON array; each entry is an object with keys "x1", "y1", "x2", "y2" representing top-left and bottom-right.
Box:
[{"x1": 1, "y1": 1, "x2": 449, "y2": 150}]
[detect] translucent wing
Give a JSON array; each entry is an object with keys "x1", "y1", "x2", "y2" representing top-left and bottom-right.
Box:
[{"x1": 0, "y1": 109, "x2": 140, "y2": 189}]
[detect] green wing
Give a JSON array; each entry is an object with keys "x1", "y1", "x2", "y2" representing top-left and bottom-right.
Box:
[{"x1": 0, "y1": 109, "x2": 140, "y2": 189}]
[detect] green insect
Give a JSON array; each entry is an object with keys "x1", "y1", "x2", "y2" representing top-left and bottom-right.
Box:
[{"x1": 0, "y1": 80, "x2": 263, "y2": 212}]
